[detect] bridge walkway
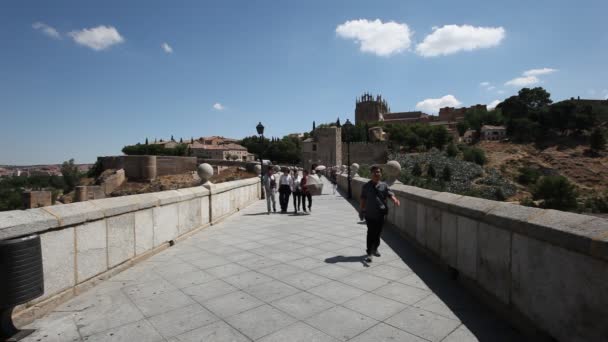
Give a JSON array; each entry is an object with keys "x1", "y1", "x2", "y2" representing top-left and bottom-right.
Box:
[{"x1": 22, "y1": 177, "x2": 523, "y2": 341}]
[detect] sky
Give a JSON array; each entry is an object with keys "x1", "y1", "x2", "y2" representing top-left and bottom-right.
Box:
[{"x1": 1, "y1": 0, "x2": 607, "y2": 165}]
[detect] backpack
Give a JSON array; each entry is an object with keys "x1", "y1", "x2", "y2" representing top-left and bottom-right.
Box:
[{"x1": 269, "y1": 176, "x2": 276, "y2": 189}]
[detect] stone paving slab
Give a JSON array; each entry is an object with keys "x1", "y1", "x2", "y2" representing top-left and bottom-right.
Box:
[{"x1": 21, "y1": 177, "x2": 524, "y2": 341}]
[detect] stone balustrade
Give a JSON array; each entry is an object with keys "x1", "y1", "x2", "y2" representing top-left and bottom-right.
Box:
[
  {"x1": 0, "y1": 177, "x2": 260, "y2": 324},
  {"x1": 337, "y1": 173, "x2": 608, "y2": 342}
]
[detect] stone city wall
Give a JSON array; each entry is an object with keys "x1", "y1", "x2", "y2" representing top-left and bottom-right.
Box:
[
  {"x1": 341, "y1": 142, "x2": 388, "y2": 166},
  {"x1": 99, "y1": 155, "x2": 197, "y2": 181},
  {"x1": 336, "y1": 173, "x2": 608, "y2": 342},
  {"x1": 0, "y1": 177, "x2": 260, "y2": 325}
]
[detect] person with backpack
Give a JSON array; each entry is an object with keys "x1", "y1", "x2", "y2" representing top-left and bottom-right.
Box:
[
  {"x1": 359, "y1": 165, "x2": 400, "y2": 262},
  {"x1": 263, "y1": 168, "x2": 277, "y2": 214}
]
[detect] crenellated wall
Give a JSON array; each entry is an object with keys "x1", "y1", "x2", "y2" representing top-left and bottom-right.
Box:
[
  {"x1": 0, "y1": 177, "x2": 260, "y2": 325},
  {"x1": 337, "y1": 173, "x2": 608, "y2": 342}
]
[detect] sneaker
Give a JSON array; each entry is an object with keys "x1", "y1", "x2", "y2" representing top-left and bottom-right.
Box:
[
  {"x1": 365, "y1": 254, "x2": 373, "y2": 263},
  {"x1": 308, "y1": 206, "x2": 312, "y2": 212},
  {"x1": 372, "y1": 251, "x2": 381, "y2": 257}
]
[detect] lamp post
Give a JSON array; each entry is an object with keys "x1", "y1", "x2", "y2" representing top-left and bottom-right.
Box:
[
  {"x1": 343, "y1": 119, "x2": 353, "y2": 199},
  {"x1": 256, "y1": 122, "x2": 265, "y2": 199}
]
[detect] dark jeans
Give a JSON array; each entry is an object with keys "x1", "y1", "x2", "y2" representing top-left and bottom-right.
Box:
[
  {"x1": 293, "y1": 190, "x2": 302, "y2": 211},
  {"x1": 279, "y1": 185, "x2": 291, "y2": 211},
  {"x1": 365, "y1": 216, "x2": 385, "y2": 255},
  {"x1": 302, "y1": 192, "x2": 312, "y2": 211}
]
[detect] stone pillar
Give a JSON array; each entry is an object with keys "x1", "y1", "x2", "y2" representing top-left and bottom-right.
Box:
[
  {"x1": 141, "y1": 156, "x2": 157, "y2": 182},
  {"x1": 74, "y1": 186, "x2": 88, "y2": 202}
]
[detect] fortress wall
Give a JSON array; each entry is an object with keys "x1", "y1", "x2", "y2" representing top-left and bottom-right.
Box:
[
  {"x1": 1, "y1": 177, "x2": 261, "y2": 326},
  {"x1": 336, "y1": 173, "x2": 608, "y2": 342},
  {"x1": 156, "y1": 156, "x2": 197, "y2": 176},
  {"x1": 342, "y1": 142, "x2": 388, "y2": 166}
]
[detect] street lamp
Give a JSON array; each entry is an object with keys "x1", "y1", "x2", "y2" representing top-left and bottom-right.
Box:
[
  {"x1": 256, "y1": 122, "x2": 265, "y2": 199},
  {"x1": 343, "y1": 119, "x2": 353, "y2": 199}
]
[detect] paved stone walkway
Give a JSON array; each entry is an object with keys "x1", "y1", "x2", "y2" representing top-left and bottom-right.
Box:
[{"x1": 22, "y1": 178, "x2": 523, "y2": 342}]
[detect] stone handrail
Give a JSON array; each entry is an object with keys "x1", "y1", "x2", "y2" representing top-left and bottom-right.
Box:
[
  {"x1": 337, "y1": 173, "x2": 608, "y2": 342},
  {"x1": 0, "y1": 177, "x2": 260, "y2": 324}
]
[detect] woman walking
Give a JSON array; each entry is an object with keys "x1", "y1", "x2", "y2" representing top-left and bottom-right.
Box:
[{"x1": 300, "y1": 170, "x2": 313, "y2": 213}]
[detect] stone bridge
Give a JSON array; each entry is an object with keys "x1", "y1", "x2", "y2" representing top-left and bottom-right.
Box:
[{"x1": 1, "y1": 174, "x2": 607, "y2": 342}]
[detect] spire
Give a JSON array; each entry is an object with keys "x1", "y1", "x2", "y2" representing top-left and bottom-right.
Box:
[{"x1": 336, "y1": 117, "x2": 341, "y2": 127}]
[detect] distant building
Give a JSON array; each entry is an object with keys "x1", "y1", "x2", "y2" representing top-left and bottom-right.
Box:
[
  {"x1": 480, "y1": 125, "x2": 507, "y2": 141},
  {"x1": 463, "y1": 129, "x2": 476, "y2": 144},
  {"x1": 301, "y1": 126, "x2": 342, "y2": 171},
  {"x1": 355, "y1": 93, "x2": 430, "y2": 125},
  {"x1": 190, "y1": 143, "x2": 255, "y2": 161}
]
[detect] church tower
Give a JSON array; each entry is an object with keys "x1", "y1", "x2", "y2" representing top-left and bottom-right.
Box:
[{"x1": 354, "y1": 93, "x2": 390, "y2": 125}]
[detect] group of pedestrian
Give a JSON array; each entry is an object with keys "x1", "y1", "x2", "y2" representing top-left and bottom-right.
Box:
[
  {"x1": 263, "y1": 163, "x2": 401, "y2": 265},
  {"x1": 263, "y1": 167, "x2": 313, "y2": 214}
]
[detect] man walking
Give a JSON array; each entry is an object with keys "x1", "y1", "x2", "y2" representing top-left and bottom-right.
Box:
[
  {"x1": 278, "y1": 168, "x2": 293, "y2": 213},
  {"x1": 263, "y1": 168, "x2": 277, "y2": 214},
  {"x1": 359, "y1": 165, "x2": 400, "y2": 262}
]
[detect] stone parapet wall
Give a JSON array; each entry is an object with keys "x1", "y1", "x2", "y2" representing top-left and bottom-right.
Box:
[
  {"x1": 0, "y1": 177, "x2": 260, "y2": 325},
  {"x1": 99, "y1": 155, "x2": 197, "y2": 181},
  {"x1": 336, "y1": 174, "x2": 608, "y2": 342}
]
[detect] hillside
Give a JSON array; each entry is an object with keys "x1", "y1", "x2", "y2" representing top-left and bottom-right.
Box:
[{"x1": 480, "y1": 140, "x2": 608, "y2": 199}]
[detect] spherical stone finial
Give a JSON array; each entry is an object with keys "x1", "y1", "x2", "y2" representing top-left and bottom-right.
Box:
[
  {"x1": 341, "y1": 165, "x2": 348, "y2": 174},
  {"x1": 384, "y1": 160, "x2": 402, "y2": 186},
  {"x1": 254, "y1": 164, "x2": 262, "y2": 174},
  {"x1": 272, "y1": 165, "x2": 280, "y2": 172},
  {"x1": 197, "y1": 163, "x2": 214, "y2": 184},
  {"x1": 384, "y1": 160, "x2": 401, "y2": 177},
  {"x1": 351, "y1": 163, "x2": 359, "y2": 175}
]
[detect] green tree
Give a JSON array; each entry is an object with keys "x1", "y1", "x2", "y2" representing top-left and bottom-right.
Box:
[
  {"x1": 456, "y1": 121, "x2": 469, "y2": 137},
  {"x1": 61, "y1": 159, "x2": 81, "y2": 193},
  {"x1": 441, "y1": 165, "x2": 452, "y2": 181},
  {"x1": 590, "y1": 128, "x2": 606, "y2": 152},
  {"x1": 533, "y1": 176, "x2": 578, "y2": 211},
  {"x1": 427, "y1": 164, "x2": 436, "y2": 178},
  {"x1": 518, "y1": 87, "x2": 552, "y2": 110},
  {"x1": 430, "y1": 125, "x2": 449, "y2": 149},
  {"x1": 412, "y1": 163, "x2": 422, "y2": 176}
]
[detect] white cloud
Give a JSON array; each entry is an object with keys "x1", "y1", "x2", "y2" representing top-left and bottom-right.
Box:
[
  {"x1": 505, "y1": 67, "x2": 557, "y2": 87},
  {"x1": 68, "y1": 25, "x2": 124, "y2": 51},
  {"x1": 488, "y1": 100, "x2": 501, "y2": 110},
  {"x1": 415, "y1": 25, "x2": 505, "y2": 57},
  {"x1": 487, "y1": 86, "x2": 496, "y2": 91},
  {"x1": 497, "y1": 90, "x2": 506, "y2": 94},
  {"x1": 32, "y1": 22, "x2": 61, "y2": 39},
  {"x1": 415, "y1": 95, "x2": 462, "y2": 114},
  {"x1": 336, "y1": 19, "x2": 412, "y2": 57},
  {"x1": 505, "y1": 75, "x2": 539, "y2": 87},
  {"x1": 213, "y1": 103, "x2": 224, "y2": 111},
  {"x1": 480, "y1": 82, "x2": 490, "y2": 87},
  {"x1": 161, "y1": 42, "x2": 173, "y2": 54},
  {"x1": 523, "y1": 68, "x2": 557, "y2": 76}
]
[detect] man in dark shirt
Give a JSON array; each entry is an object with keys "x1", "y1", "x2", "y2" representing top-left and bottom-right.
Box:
[{"x1": 360, "y1": 165, "x2": 400, "y2": 262}]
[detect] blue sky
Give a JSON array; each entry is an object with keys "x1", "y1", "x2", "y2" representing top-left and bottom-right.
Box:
[{"x1": 1, "y1": 0, "x2": 607, "y2": 165}]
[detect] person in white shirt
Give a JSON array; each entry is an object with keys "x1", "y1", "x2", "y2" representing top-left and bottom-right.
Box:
[
  {"x1": 291, "y1": 169, "x2": 303, "y2": 214},
  {"x1": 262, "y1": 169, "x2": 277, "y2": 214},
  {"x1": 278, "y1": 169, "x2": 294, "y2": 213}
]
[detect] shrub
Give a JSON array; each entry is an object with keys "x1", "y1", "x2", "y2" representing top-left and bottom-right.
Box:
[
  {"x1": 463, "y1": 147, "x2": 486, "y2": 165},
  {"x1": 517, "y1": 167, "x2": 542, "y2": 185},
  {"x1": 446, "y1": 142, "x2": 458, "y2": 157},
  {"x1": 590, "y1": 128, "x2": 606, "y2": 151},
  {"x1": 533, "y1": 176, "x2": 578, "y2": 211}
]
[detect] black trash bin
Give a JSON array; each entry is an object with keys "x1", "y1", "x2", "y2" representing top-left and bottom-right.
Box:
[{"x1": 0, "y1": 234, "x2": 44, "y2": 340}]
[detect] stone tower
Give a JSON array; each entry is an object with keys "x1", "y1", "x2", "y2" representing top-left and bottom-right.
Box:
[{"x1": 355, "y1": 93, "x2": 390, "y2": 125}]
